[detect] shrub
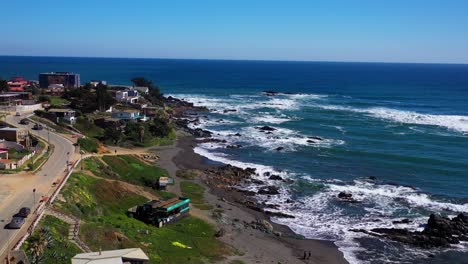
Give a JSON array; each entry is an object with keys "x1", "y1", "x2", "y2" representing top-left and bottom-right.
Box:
[{"x1": 78, "y1": 137, "x2": 100, "y2": 153}]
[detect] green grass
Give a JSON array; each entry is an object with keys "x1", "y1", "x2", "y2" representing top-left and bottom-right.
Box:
[
  {"x1": 180, "y1": 181, "x2": 213, "y2": 210},
  {"x1": 102, "y1": 155, "x2": 169, "y2": 187},
  {"x1": 21, "y1": 215, "x2": 82, "y2": 264},
  {"x1": 176, "y1": 169, "x2": 199, "y2": 180},
  {"x1": 74, "y1": 117, "x2": 104, "y2": 138},
  {"x1": 50, "y1": 96, "x2": 70, "y2": 107},
  {"x1": 78, "y1": 137, "x2": 100, "y2": 153},
  {"x1": 52, "y1": 172, "x2": 231, "y2": 263},
  {"x1": 8, "y1": 148, "x2": 31, "y2": 160}
]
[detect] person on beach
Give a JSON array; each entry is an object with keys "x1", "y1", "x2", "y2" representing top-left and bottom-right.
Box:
[
  {"x1": 303, "y1": 251, "x2": 307, "y2": 260},
  {"x1": 308, "y1": 251, "x2": 311, "y2": 259}
]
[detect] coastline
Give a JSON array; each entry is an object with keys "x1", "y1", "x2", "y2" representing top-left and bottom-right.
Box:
[{"x1": 155, "y1": 134, "x2": 348, "y2": 264}]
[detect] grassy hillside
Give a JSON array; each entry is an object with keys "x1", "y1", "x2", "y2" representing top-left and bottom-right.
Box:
[
  {"x1": 53, "y1": 172, "x2": 231, "y2": 263},
  {"x1": 102, "y1": 155, "x2": 169, "y2": 187}
]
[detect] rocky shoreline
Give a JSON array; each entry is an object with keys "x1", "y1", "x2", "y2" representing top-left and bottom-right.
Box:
[{"x1": 165, "y1": 94, "x2": 468, "y2": 263}]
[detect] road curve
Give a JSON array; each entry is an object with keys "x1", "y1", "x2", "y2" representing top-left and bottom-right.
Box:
[{"x1": 0, "y1": 114, "x2": 75, "y2": 259}]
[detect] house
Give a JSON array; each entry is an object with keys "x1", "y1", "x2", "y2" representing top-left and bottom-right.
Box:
[
  {"x1": 111, "y1": 109, "x2": 142, "y2": 120},
  {"x1": 6, "y1": 92, "x2": 33, "y2": 100},
  {"x1": 0, "y1": 94, "x2": 21, "y2": 106},
  {"x1": 141, "y1": 106, "x2": 162, "y2": 118},
  {"x1": 158, "y1": 177, "x2": 169, "y2": 190},
  {"x1": 133, "y1": 86, "x2": 149, "y2": 94},
  {"x1": 39, "y1": 72, "x2": 80, "y2": 88},
  {"x1": 48, "y1": 108, "x2": 76, "y2": 124},
  {"x1": 129, "y1": 197, "x2": 190, "y2": 228},
  {"x1": 0, "y1": 127, "x2": 29, "y2": 146},
  {"x1": 0, "y1": 159, "x2": 17, "y2": 170},
  {"x1": 7, "y1": 77, "x2": 29, "y2": 92},
  {"x1": 0, "y1": 148, "x2": 8, "y2": 159},
  {"x1": 94, "y1": 117, "x2": 125, "y2": 129},
  {"x1": 116, "y1": 90, "x2": 139, "y2": 104},
  {"x1": 71, "y1": 248, "x2": 149, "y2": 264},
  {"x1": 89, "y1": 80, "x2": 107, "y2": 87}
]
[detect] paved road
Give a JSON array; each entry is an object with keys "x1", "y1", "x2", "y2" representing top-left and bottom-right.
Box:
[{"x1": 0, "y1": 114, "x2": 75, "y2": 258}]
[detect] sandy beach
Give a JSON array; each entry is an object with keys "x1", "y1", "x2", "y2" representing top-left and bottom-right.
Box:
[{"x1": 151, "y1": 134, "x2": 348, "y2": 264}]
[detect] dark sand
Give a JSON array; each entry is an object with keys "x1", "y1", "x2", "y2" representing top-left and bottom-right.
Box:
[{"x1": 154, "y1": 135, "x2": 348, "y2": 264}]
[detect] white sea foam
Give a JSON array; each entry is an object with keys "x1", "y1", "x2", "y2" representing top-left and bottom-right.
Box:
[{"x1": 316, "y1": 104, "x2": 468, "y2": 133}]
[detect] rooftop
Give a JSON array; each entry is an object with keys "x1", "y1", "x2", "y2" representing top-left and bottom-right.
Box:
[
  {"x1": 0, "y1": 127, "x2": 21, "y2": 131},
  {"x1": 49, "y1": 108, "x2": 75, "y2": 113},
  {"x1": 71, "y1": 248, "x2": 149, "y2": 264}
]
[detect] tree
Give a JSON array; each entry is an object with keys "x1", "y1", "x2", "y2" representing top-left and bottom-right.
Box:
[
  {"x1": 149, "y1": 115, "x2": 172, "y2": 138},
  {"x1": 131, "y1": 77, "x2": 163, "y2": 105},
  {"x1": 0, "y1": 78, "x2": 9, "y2": 92},
  {"x1": 95, "y1": 83, "x2": 115, "y2": 112},
  {"x1": 104, "y1": 127, "x2": 123, "y2": 145},
  {"x1": 26, "y1": 227, "x2": 52, "y2": 264}
]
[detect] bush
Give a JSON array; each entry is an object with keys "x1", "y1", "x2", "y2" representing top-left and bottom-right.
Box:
[{"x1": 78, "y1": 137, "x2": 100, "y2": 153}]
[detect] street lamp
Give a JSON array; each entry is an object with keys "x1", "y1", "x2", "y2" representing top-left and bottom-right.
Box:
[
  {"x1": 80, "y1": 150, "x2": 84, "y2": 170},
  {"x1": 33, "y1": 188, "x2": 36, "y2": 207}
]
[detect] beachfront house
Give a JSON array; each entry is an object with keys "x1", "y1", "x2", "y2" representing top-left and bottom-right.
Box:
[
  {"x1": 72, "y1": 248, "x2": 149, "y2": 264},
  {"x1": 129, "y1": 197, "x2": 190, "y2": 228},
  {"x1": 111, "y1": 109, "x2": 144, "y2": 121},
  {"x1": 116, "y1": 90, "x2": 139, "y2": 104},
  {"x1": 133, "y1": 86, "x2": 149, "y2": 94}
]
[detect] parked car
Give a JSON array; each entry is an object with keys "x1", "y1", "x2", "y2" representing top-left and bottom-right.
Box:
[
  {"x1": 17, "y1": 207, "x2": 31, "y2": 218},
  {"x1": 33, "y1": 124, "x2": 43, "y2": 130},
  {"x1": 15, "y1": 112, "x2": 21, "y2": 116},
  {"x1": 19, "y1": 119, "x2": 30, "y2": 125},
  {"x1": 6, "y1": 216, "x2": 25, "y2": 229}
]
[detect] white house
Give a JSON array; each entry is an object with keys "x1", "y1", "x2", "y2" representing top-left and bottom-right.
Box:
[{"x1": 111, "y1": 109, "x2": 141, "y2": 120}]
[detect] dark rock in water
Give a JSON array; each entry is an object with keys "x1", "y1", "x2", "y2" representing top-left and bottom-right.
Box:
[
  {"x1": 262, "y1": 202, "x2": 280, "y2": 209},
  {"x1": 308, "y1": 136, "x2": 324, "y2": 141},
  {"x1": 192, "y1": 128, "x2": 213, "y2": 138},
  {"x1": 265, "y1": 132, "x2": 274, "y2": 135},
  {"x1": 368, "y1": 213, "x2": 468, "y2": 248},
  {"x1": 283, "y1": 179, "x2": 294, "y2": 184},
  {"x1": 230, "y1": 133, "x2": 242, "y2": 137},
  {"x1": 226, "y1": 144, "x2": 242, "y2": 149},
  {"x1": 286, "y1": 199, "x2": 294, "y2": 203},
  {"x1": 258, "y1": 186, "x2": 280, "y2": 195},
  {"x1": 250, "y1": 179, "x2": 265, "y2": 185},
  {"x1": 369, "y1": 176, "x2": 378, "y2": 181},
  {"x1": 257, "y1": 126, "x2": 276, "y2": 131},
  {"x1": 263, "y1": 172, "x2": 271, "y2": 177},
  {"x1": 264, "y1": 210, "x2": 295, "y2": 219},
  {"x1": 269, "y1": 175, "x2": 283, "y2": 181},
  {"x1": 275, "y1": 147, "x2": 284, "y2": 151},
  {"x1": 392, "y1": 218, "x2": 412, "y2": 224},
  {"x1": 338, "y1": 192, "x2": 353, "y2": 199},
  {"x1": 223, "y1": 109, "x2": 237, "y2": 113}
]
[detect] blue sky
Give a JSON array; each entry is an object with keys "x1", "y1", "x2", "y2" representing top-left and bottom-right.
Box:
[{"x1": 2, "y1": 0, "x2": 468, "y2": 63}]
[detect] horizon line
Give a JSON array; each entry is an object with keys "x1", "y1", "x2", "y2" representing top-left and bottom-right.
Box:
[{"x1": 1, "y1": 54, "x2": 467, "y2": 66}]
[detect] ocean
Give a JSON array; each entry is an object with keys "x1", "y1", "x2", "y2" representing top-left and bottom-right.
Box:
[{"x1": 1, "y1": 56, "x2": 468, "y2": 263}]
